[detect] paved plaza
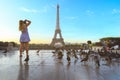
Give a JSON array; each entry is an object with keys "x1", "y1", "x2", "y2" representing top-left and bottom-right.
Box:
[{"x1": 0, "y1": 50, "x2": 120, "y2": 80}]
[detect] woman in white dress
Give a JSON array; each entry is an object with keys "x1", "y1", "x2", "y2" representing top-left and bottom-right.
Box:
[{"x1": 19, "y1": 19, "x2": 31, "y2": 61}]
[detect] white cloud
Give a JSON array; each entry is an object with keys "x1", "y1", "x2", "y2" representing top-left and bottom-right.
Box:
[
  {"x1": 65, "y1": 16, "x2": 79, "y2": 20},
  {"x1": 20, "y1": 7, "x2": 40, "y2": 13},
  {"x1": 112, "y1": 9, "x2": 120, "y2": 14},
  {"x1": 20, "y1": 4, "x2": 51, "y2": 14},
  {"x1": 86, "y1": 10, "x2": 94, "y2": 16}
]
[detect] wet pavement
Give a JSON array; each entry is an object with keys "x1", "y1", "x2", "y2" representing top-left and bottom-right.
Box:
[{"x1": 0, "y1": 50, "x2": 120, "y2": 80}]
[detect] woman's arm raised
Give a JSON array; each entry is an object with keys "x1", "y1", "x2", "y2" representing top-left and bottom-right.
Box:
[{"x1": 25, "y1": 19, "x2": 31, "y2": 27}]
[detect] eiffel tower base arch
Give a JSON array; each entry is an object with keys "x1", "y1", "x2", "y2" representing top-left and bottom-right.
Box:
[{"x1": 50, "y1": 38, "x2": 65, "y2": 47}]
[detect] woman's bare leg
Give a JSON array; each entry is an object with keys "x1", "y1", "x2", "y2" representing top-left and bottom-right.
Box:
[
  {"x1": 24, "y1": 42, "x2": 29, "y2": 61},
  {"x1": 19, "y1": 43, "x2": 24, "y2": 57},
  {"x1": 25, "y1": 42, "x2": 29, "y2": 57}
]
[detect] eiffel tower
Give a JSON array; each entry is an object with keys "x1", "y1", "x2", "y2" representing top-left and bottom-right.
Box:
[{"x1": 50, "y1": 4, "x2": 65, "y2": 47}]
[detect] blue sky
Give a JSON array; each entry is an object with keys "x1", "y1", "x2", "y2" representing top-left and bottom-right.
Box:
[{"x1": 0, "y1": 0, "x2": 120, "y2": 44}]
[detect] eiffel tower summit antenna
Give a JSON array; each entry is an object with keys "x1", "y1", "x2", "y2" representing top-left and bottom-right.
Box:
[{"x1": 50, "y1": 4, "x2": 65, "y2": 47}]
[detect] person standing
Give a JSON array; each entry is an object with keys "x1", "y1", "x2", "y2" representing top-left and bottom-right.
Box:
[{"x1": 19, "y1": 19, "x2": 31, "y2": 61}]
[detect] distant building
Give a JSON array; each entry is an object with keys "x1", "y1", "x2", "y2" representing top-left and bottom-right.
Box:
[{"x1": 92, "y1": 46, "x2": 103, "y2": 51}]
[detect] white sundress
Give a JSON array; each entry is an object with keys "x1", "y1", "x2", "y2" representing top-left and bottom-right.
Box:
[{"x1": 20, "y1": 26, "x2": 30, "y2": 42}]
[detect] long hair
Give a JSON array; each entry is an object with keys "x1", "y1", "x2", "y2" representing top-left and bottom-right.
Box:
[{"x1": 19, "y1": 20, "x2": 24, "y2": 31}]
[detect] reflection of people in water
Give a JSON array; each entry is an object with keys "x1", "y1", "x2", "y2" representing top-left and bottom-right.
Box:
[
  {"x1": 17, "y1": 57, "x2": 29, "y2": 80},
  {"x1": 24, "y1": 61, "x2": 29, "y2": 80},
  {"x1": 17, "y1": 57, "x2": 24, "y2": 80}
]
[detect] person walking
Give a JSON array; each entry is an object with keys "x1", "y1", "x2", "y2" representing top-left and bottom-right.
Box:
[{"x1": 19, "y1": 19, "x2": 31, "y2": 61}]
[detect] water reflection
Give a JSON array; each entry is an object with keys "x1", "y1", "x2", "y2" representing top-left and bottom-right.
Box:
[
  {"x1": 74, "y1": 59, "x2": 78, "y2": 65},
  {"x1": 17, "y1": 57, "x2": 29, "y2": 80},
  {"x1": 24, "y1": 61, "x2": 29, "y2": 80},
  {"x1": 95, "y1": 68, "x2": 101, "y2": 79},
  {"x1": 67, "y1": 62, "x2": 71, "y2": 70},
  {"x1": 17, "y1": 57, "x2": 24, "y2": 80},
  {"x1": 84, "y1": 65, "x2": 92, "y2": 79}
]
